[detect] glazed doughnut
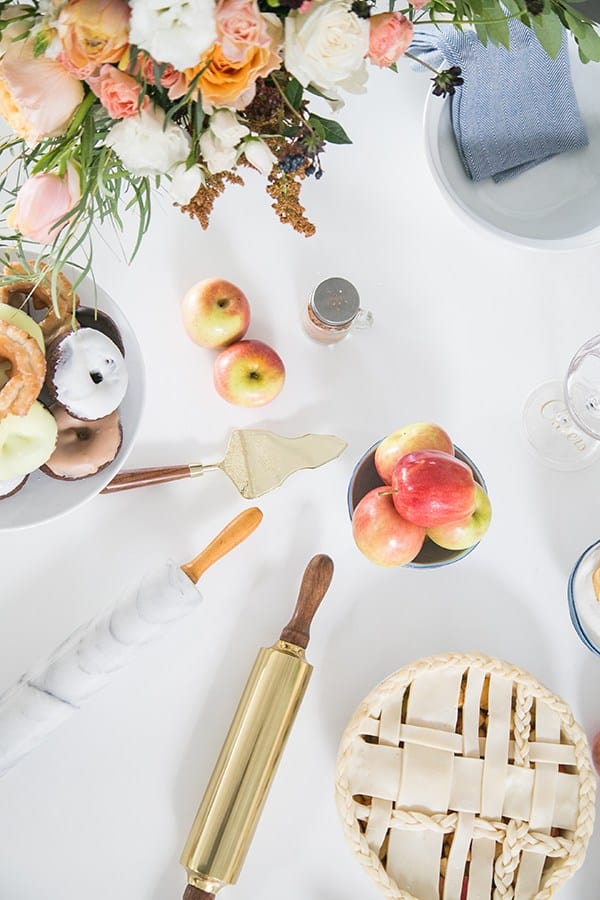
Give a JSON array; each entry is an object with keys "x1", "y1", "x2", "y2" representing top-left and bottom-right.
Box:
[
  {"x1": 76, "y1": 307, "x2": 125, "y2": 356},
  {"x1": 0, "y1": 473, "x2": 28, "y2": 499},
  {"x1": 0, "y1": 264, "x2": 79, "y2": 345},
  {"x1": 46, "y1": 328, "x2": 128, "y2": 420},
  {"x1": 42, "y1": 404, "x2": 122, "y2": 480},
  {"x1": 0, "y1": 320, "x2": 46, "y2": 418},
  {"x1": 0, "y1": 401, "x2": 57, "y2": 479},
  {"x1": 0, "y1": 305, "x2": 44, "y2": 351}
]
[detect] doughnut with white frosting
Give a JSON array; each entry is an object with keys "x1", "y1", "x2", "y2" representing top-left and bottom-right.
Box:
[{"x1": 46, "y1": 328, "x2": 128, "y2": 421}]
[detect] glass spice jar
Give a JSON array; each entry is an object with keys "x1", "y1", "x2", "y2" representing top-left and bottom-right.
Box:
[{"x1": 303, "y1": 277, "x2": 373, "y2": 344}]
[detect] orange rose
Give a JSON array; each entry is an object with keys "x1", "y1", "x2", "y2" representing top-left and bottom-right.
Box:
[
  {"x1": 181, "y1": 14, "x2": 282, "y2": 110},
  {"x1": 57, "y1": 0, "x2": 131, "y2": 78}
]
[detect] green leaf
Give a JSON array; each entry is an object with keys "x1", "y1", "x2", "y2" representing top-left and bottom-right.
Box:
[
  {"x1": 480, "y1": 0, "x2": 510, "y2": 47},
  {"x1": 532, "y1": 9, "x2": 563, "y2": 57},
  {"x1": 308, "y1": 114, "x2": 352, "y2": 145},
  {"x1": 563, "y1": 10, "x2": 600, "y2": 60},
  {"x1": 284, "y1": 77, "x2": 304, "y2": 109},
  {"x1": 474, "y1": 21, "x2": 489, "y2": 44},
  {"x1": 32, "y1": 29, "x2": 50, "y2": 57},
  {"x1": 389, "y1": 61, "x2": 399, "y2": 73},
  {"x1": 305, "y1": 83, "x2": 338, "y2": 102}
]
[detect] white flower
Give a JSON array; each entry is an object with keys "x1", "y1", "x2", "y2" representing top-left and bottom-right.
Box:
[
  {"x1": 284, "y1": 0, "x2": 369, "y2": 98},
  {"x1": 129, "y1": 0, "x2": 217, "y2": 71},
  {"x1": 243, "y1": 138, "x2": 276, "y2": 175},
  {"x1": 168, "y1": 162, "x2": 204, "y2": 204},
  {"x1": 209, "y1": 110, "x2": 249, "y2": 148},
  {"x1": 199, "y1": 130, "x2": 237, "y2": 175},
  {"x1": 106, "y1": 106, "x2": 191, "y2": 177}
]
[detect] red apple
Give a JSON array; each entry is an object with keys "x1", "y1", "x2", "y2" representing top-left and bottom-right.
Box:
[
  {"x1": 375, "y1": 423, "x2": 454, "y2": 485},
  {"x1": 391, "y1": 450, "x2": 476, "y2": 528},
  {"x1": 352, "y1": 488, "x2": 425, "y2": 567},
  {"x1": 182, "y1": 277, "x2": 250, "y2": 348},
  {"x1": 592, "y1": 732, "x2": 600, "y2": 776},
  {"x1": 427, "y1": 484, "x2": 491, "y2": 550},
  {"x1": 214, "y1": 339, "x2": 285, "y2": 407}
]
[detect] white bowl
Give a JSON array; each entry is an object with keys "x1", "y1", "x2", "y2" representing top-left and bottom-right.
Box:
[
  {"x1": 0, "y1": 274, "x2": 145, "y2": 530},
  {"x1": 424, "y1": 39, "x2": 600, "y2": 249}
]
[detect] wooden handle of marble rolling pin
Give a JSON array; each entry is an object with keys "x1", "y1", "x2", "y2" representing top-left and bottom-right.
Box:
[
  {"x1": 180, "y1": 508, "x2": 263, "y2": 584},
  {"x1": 101, "y1": 464, "x2": 192, "y2": 494},
  {"x1": 279, "y1": 554, "x2": 334, "y2": 649}
]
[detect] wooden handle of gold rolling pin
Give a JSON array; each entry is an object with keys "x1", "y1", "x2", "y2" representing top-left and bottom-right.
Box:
[
  {"x1": 101, "y1": 464, "x2": 193, "y2": 494},
  {"x1": 280, "y1": 554, "x2": 334, "y2": 649},
  {"x1": 183, "y1": 886, "x2": 214, "y2": 900},
  {"x1": 180, "y1": 508, "x2": 263, "y2": 584}
]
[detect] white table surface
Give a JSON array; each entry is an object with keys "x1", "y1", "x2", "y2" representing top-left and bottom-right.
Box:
[{"x1": 1, "y1": 61, "x2": 600, "y2": 900}]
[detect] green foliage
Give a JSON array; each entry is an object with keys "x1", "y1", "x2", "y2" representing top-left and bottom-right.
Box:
[
  {"x1": 308, "y1": 114, "x2": 352, "y2": 145},
  {"x1": 532, "y1": 8, "x2": 564, "y2": 57},
  {"x1": 284, "y1": 77, "x2": 304, "y2": 109}
]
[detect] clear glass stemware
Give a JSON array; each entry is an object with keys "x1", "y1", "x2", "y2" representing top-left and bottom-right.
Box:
[{"x1": 523, "y1": 334, "x2": 600, "y2": 470}]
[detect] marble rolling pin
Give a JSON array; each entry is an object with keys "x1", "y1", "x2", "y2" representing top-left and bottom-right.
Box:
[
  {"x1": 0, "y1": 508, "x2": 262, "y2": 776},
  {"x1": 180, "y1": 553, "x2": 334, "y2": 900}
]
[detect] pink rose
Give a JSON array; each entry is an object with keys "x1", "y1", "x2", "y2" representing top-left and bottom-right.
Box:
[
  {"x1": 216, "y1": 0, "x2": 271, "y2": 62},
  {"x1": 408, "y1": 0, "x2": 429, "y2": 9},
  {"x1": 367, "y1": 12, "x2": 414, "y2": 68},
  {"x1": 8, "y1": 164, "x2": 82, "y2": 244},
  {"x1": 89, "y1": 64, "x2": 148, "y2": 118},
  {"x1": 0, "y1": 28, "x2": 83, "y2": 143}
]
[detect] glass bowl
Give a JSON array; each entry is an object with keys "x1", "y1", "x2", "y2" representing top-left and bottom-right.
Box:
[
  {"x1": 347, "y1": 441, "x2": 487, "y2": 569},
  {"x1": 568, "y1": 539, "x2": 600, "y2": 656}
]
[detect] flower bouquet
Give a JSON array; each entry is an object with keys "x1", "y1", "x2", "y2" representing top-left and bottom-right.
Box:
[{"x1": 0, "y1": 0, "x2": 598, "y2": 295}]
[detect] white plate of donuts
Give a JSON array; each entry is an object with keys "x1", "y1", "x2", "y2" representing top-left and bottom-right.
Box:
[{"x1": 0, "y1": 263, "x2": 145, "y2": 530}]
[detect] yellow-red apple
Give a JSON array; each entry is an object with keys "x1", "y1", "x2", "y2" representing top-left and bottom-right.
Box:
[
  {"x1": 427, "y1": 483, "x2": 491, "y2": 550},
  {"x1": 213, "y1": 339, "x2": 285, "y2": 407},
  {"x1": 182, "y1": 277, "x2": 250, "y2": 348},
  {"x1": 352, "y1": 488, "x2": 425, "y2": 566},
  {"x1": 375, "y1": 422, "x2": 454, "y2": 484},
  {"x1": 391, "y1": 450, "x2": 476, "y2": 528}
]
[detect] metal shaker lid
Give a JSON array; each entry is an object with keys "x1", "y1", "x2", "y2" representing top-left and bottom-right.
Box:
[{"x1": 310, "y1": 277, "x2": 360, "y2": 327}]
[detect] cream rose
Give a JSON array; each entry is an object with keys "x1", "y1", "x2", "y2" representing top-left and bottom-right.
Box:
[
  {"x1": 199, "y1": 129, "x2": 238, "y2": 174},
  {"x1": 105, "y1": 106, "x2": 191, "y2": 176},
  {"x1": 284, "y1": 0, "x2": 369, "y2": 98},
  {"x1": 129, "y1": 0, "x2": 217, "y2": 71},
  {"x1": 209, "y1": 109, "x2": 250, "y2": 146}
]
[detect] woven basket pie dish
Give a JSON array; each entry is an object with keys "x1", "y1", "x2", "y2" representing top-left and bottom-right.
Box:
[{"x1": 335, "y1": 654, "x2": 596, "y2": 900}]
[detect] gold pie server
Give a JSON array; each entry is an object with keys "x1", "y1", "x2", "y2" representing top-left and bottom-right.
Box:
[{"x1": 101, "y1": 429, "x2": 347, "y2": 499}]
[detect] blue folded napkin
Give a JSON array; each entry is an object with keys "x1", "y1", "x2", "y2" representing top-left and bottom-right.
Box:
[{"x1": 410, "y1": 23, "x2": 588, "y2": 182}]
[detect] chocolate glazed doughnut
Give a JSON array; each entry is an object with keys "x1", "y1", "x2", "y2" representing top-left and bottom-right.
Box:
[{"x1": 42, "y1": 404, "x2": 123, "y2": 480}]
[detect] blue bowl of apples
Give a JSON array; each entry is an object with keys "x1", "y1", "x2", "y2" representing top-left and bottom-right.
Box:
[{"x1": 348, "y1": 423, "x2": 490, "y2": 568}]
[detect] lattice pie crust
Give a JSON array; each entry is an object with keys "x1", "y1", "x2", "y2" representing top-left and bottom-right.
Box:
[{"x1": 336, "y1": 654, "x2": 596, "y2": 900}]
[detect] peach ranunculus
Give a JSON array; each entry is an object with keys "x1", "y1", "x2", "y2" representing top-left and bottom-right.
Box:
[
  {"x1": 367, "y1": 12, "x2": 414, "y2": 68},
  {"x1": 56, "y1": 0, "x2": 131, "y2": 79},
  {"x1": 178, "y1": 14, "x2": 282, "y2": 110},
  {"x1": 216, "y1": 0, "x2": 271, "y2": 63},
  {"x1": 0, "y1": 29, "x2": 84, "y2": 143},
  {"x1": 89, "y1": 64, "x2": 148, "y2": 118},
  {"x1": 8, "y1": 164, "x2": 82, "y2": 244},
  {"x1": 125, "y1": 52, "x2": 182, "y2": 90}
]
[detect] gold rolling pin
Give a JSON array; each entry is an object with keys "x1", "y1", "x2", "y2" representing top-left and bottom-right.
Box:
[{"x1": 180, "y1": 553, "x2": 335, "y2": 900}]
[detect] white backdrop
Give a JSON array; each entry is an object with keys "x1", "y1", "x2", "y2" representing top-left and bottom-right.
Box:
[{"x1": 1, "y1": 61, "x2": 599, "y2": 900}]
